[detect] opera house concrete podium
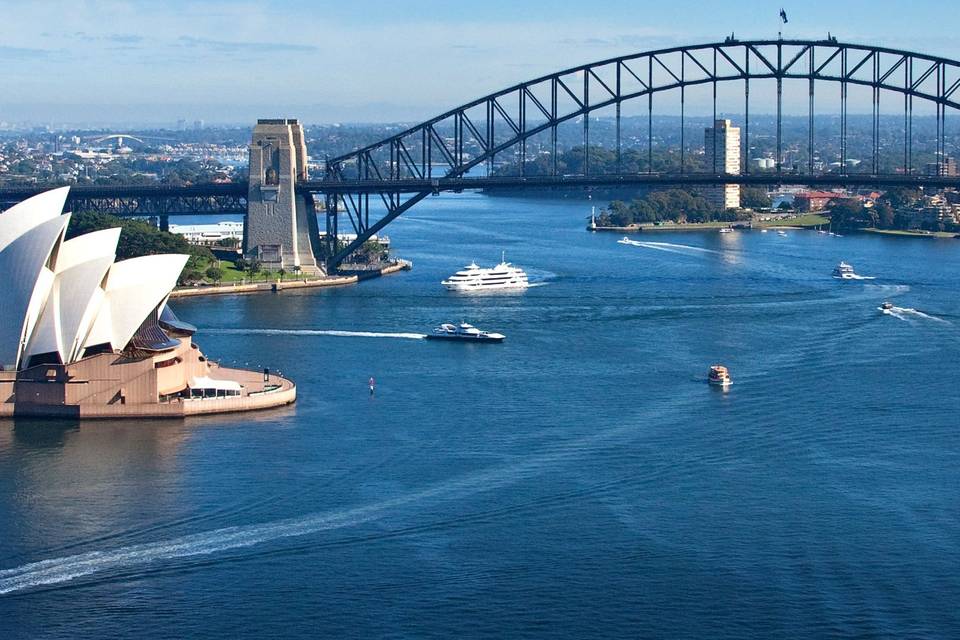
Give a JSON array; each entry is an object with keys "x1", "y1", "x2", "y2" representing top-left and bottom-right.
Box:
[{"x1": 0, "y1": 188, "x2": 295, "y2": 419}]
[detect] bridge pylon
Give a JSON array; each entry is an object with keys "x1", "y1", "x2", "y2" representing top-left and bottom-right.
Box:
[{"x1": 246, "y1": 119, "x2": 323, "y2": 275}]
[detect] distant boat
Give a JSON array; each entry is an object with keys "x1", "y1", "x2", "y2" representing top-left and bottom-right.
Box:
[
  {"x1": 832, "y1": 261, "x2": 863, "y2": 279},
  {"x1": 425, "y1": 323, "x2": 505, "y2": 343},
  {"x1": 761, "y1": 229, "x2": 769, "y2": 233},
  {"x1": 777, "y1": 230, "x2": 788, "y2": 237},
  {"x1": 708, "y1": 365, "x2": 732, "y2": 387},
  {"x1": 880, "y1": 301, "x2": 894, "y2": 310},
  {"x1": 719, "y1": 227, "x2": 733, "y2": 234}
]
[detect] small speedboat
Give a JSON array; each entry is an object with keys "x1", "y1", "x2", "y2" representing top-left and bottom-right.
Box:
[
  {"x1": 719, "y1": 227, "x2": 733, "y2": 234},
  {"x1": 425, "y1": 322, "x2": 505, "y2": 343},
  {"x1": 708, "y1": 364, "x2": 732, "y2": 387},
  {"x1": 777, "y1": 230, "x2": 788, "y2": 237},
  {"x1": 880, "y1": 301, "x2": 894, "y2": 311}
]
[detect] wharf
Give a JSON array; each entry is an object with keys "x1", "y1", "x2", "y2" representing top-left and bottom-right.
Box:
[{"x1": 170, "y1": 260, "x2": 410, "y2": 299}]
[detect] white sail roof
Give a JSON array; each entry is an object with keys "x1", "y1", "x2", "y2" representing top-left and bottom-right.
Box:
[
  {"x1": 0, "y1": 188, "x2": 191, "y2": 369},
  {"x1": 24, "y1": 228, "x2": 121, "y2": 365},
  {"x1": 0, "y1": 214, "x2": 71, "y2": 369},
  {"x1": 82, "y1": 254, "x2": 189, "y2": 355},
  {"x1": 0, "y1": 187, "x2": 69, "y2": 253}
]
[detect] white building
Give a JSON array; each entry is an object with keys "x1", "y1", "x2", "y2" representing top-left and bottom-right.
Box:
[
  {"x1": 169, "y1": 221, "x2": 244, "y2": 247},
  {"x1": 704, "y1": 119, "x2": 741, "y2": 210},
  {"x1": 0, "y1": 188, "x2": 296, "y2": 418},
  {"x1": 0, "y1": 187, "x2": 189, "y2": 371}
]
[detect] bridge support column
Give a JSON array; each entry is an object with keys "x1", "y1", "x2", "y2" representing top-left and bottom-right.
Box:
[
  {"x1": 245, "y1": 118, "x2": 323, "y2": 275},
  {"x1": 159, "y1": 215, "x2": 169, "y2": 232}
]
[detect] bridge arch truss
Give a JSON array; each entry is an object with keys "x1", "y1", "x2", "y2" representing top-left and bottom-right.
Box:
[{"x1": 316, "y1": 39, "x2": 960, "y2": 269}]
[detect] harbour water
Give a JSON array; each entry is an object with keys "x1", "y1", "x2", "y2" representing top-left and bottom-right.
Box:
[{"x1": 2, "y1": 192, "x2": 959, "y2": 638}]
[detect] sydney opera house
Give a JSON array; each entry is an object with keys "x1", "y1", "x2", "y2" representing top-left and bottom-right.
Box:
[{"x1": 0, "y1": 188, "x2": 295, "y2": 418}]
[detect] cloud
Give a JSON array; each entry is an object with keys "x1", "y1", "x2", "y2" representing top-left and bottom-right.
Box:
[
  {"x1": 176, "y1": 36, "x2": 316, "y2": 54},
  {"x1": 0, "y1": 45, "x2": 54, "y2": 60},
  {"x1": 106, "y1": 34, "x2": 144, "y2": 44}
]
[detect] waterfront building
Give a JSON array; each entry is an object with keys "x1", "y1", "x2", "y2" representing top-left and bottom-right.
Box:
[
  {"x1": 794, "y1": 190, "x2": 848, "y2": 212},
  {"x1": 0, "y1": 188, "x2": 295, "y2": 418},
  {"x1": 895, "y1": 193, "x2": 959, "y2": 229},
  {"x1": 925, "y1": 155, "x2": 959, "y2": 177},
  {"x1": 704, "y1": 119, "x2": 741, "y2": 210},
  {"x1": 169, "y1": 221, "x2": 244, "y2": 247}
]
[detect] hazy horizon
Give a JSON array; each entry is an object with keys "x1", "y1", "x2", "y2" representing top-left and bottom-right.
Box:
[{"x1": 2, "y1": 0, "x2": 958, "y2": 127}]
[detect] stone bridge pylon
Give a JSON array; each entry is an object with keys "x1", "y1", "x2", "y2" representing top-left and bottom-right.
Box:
[{"x1": 245, "y1": 118, "x2": 323, "y2": 275}]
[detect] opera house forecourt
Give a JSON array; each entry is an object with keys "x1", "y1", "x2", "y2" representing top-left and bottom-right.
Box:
[{"x1": 0, "y1": 188, "x2": 296, "y2": 418}]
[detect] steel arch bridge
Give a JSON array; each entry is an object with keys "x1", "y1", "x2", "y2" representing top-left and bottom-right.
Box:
[{"x1": 312, "y1": 38, "x2": 960, "y2": 268}]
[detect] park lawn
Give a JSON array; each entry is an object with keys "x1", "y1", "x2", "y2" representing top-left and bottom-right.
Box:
[
  {"x1": 637, "y1": 220, "x2": 736, "y2": 229},
  {"x1": 860, "y1": 228, "x2": 958, "y2": 239},
  {"x1": 756, "y1": 214, "x2": 829, "y2": 228}
]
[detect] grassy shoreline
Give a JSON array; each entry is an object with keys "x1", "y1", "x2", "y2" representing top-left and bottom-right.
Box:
[
  {"x1": 859, "y1": 228, "x2": 958, "y2": 239},
  {"x1": 591, "y1": 213, "x2": 829, "y2": 233}
]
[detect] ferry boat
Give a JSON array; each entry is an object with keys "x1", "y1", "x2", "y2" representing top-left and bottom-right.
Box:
[
  {"x1": 832, "y1": 261, "x2": 857, "y2": 279},
  {"x1": 425, "y1": 323, "x2": 505, "y2": 343},
  {"x1": 708, "y1": 365, "x2": 732, "y2": 387},
  {"x1": 441, "y1": 255, "x2": 529, "y2": 292}
]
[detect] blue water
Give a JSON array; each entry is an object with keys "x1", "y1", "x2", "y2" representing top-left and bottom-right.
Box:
[{"x1": 2, "y1": 193, "x2": 960, "y2": 638}]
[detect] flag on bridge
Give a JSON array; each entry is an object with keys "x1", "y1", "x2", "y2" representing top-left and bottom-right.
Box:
[{"x1": 780, "y1": 8, "x2": 789, "y2": 24}]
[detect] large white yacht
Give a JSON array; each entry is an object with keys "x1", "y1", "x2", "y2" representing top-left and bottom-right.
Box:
[
  {"x1": 832, "y1": 261, "x2": 857, "y2": 279},
  {"x1": 442, "y1": 255, "x2": 529, "y2": 292}
]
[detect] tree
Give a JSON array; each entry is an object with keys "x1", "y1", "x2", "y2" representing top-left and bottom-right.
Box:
[
  {"x1": 830, "y1": 199, "x2": 867, "y2": 232},
  {"x1": 245, "y1": 259, "x2": 262, "y2": 278},
  {"x1": 205, "y1": 265, "x2": 224, "y2": 283},
  {"x1": 178, "y1": 269, "x2": 204, "y2": 286},
  {"x1": 278, "y1": 268, "x2": 286, "y2": 281},
  {"x1": 882, "y1": 187, "x2": 920, "y2": 209},
  {"x1": 740, "y1": 187, "x2": 772, "y2": 209},
  {"x1": 876, "y1": 203, "x2": 895, "y2": 229}
]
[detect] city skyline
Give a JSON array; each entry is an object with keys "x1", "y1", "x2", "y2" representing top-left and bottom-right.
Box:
[{"x1": 2, "y1": 0, "x2": 959, "y2": 125}]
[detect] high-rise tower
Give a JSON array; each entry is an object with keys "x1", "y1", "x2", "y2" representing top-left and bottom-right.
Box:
[{"x1": 704, "y1": 119, "x2": 741, "y2": 210}]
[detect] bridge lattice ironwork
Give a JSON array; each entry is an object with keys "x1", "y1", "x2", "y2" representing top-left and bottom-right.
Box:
[{"x1": 317, "y1": 39, "x2": 960, "y2": 269}]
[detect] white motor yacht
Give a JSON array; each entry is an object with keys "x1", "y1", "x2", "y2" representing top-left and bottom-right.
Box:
[
  {"x1": 425, "y1": 323, "x2": 505, "y2": 343},
  {"x1": 442, "y1": 255, "x2": 529, "y2": 292},
  {"x1": 832, "y1": 261, "x2": 857, "y2": 279}
]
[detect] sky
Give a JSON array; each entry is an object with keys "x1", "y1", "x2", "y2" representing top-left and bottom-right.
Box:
[{"x1": 0, "y1": 0, "x2": 957, "y2": 126}]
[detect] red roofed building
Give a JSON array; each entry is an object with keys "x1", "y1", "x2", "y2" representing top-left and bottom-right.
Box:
[{"x1": 794, "y1": 191, "x2": 851, "y2": 212}]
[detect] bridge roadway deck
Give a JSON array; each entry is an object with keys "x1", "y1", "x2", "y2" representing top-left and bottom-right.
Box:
[
  {"x1": 299, "y1": 173, "x2": 960, "y2": 194},
  {"x1": 2, "y1": 174, "x2": 959, "y2": 215}
]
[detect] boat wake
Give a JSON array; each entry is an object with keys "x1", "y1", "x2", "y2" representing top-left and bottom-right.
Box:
[
  {"x1": 0, "y1": 386, "x2": 716, "y2": 596},
  {"x1": 617, "y1": 238, "x2": 722, "y2": 256},
  {"x1": 880, "y1": 306, "x2": 952, "y2": 325},
  {"x1": 640, "y1": 241, "x2": 723, "y2": 254},
  {"x1": 835, "y1": 274, "x2": 876, "y2": 280},
  {"x1": 203, "y1": 328, "x2": 427, "y2": 340}
]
